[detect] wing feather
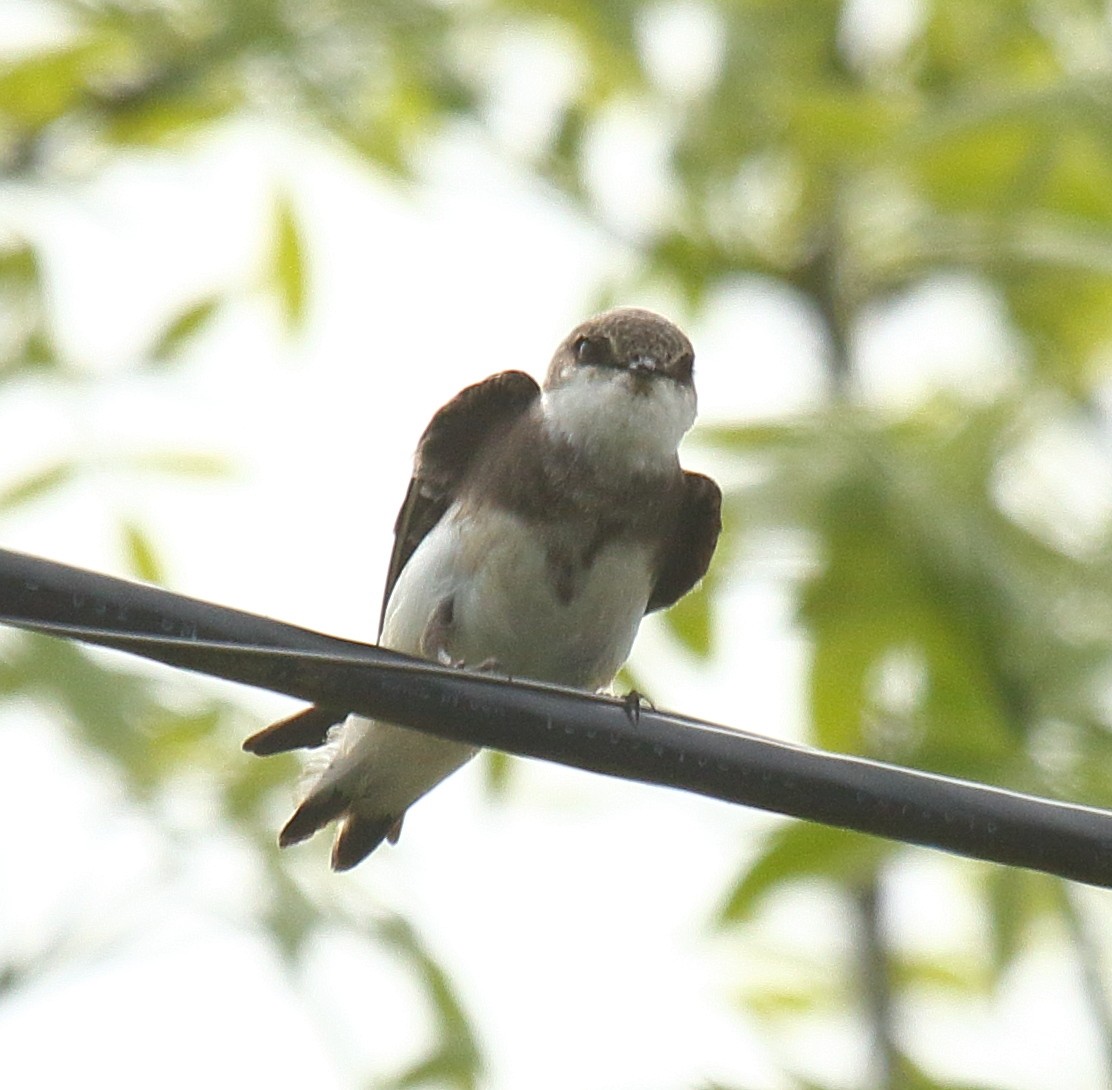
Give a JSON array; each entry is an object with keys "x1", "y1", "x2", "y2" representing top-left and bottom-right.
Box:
[{"x1": 646, "y1": 471, "x2": 722, "y2": 613}]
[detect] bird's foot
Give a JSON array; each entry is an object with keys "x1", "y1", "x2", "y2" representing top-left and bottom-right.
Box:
[{"x1": 620, "y1": 689, "x2": 654, "y2": 726}]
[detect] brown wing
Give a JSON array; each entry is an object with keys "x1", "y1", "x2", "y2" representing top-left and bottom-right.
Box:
[
  {"x1": 645, "y1": 471, "x2": 722, "y2": 613},
  {"x1": 378, "y1": 369, "x2": 540, "y2": 634},
  {"x1": 244, "y1": 370, "x2": 540, "y2": 758}
]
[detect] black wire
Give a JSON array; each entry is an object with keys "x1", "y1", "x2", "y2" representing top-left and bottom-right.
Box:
[{"x1": 3, "y1": 546, "x2": 1112, "y2": 887}]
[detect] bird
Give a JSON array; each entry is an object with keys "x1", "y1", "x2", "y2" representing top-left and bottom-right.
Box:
[{"x1": 243, "y1": 306, "x2": 721, "y2": 869}]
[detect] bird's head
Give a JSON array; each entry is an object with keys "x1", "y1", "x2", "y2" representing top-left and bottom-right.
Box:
[
  {"x1": 541, "y1": 307, "x2": 699, "y2": 472},
  {"x1": 544, "y1": 306, "x2": 695, "y2": 394}
]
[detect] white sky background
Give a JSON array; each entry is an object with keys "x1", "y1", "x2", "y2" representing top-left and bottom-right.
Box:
[{"x1": 2, "y1": 3, "x2": 1111, "y2": 1089}]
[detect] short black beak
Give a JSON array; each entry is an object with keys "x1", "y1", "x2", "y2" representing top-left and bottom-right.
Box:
[{"x1": 627, "y1": 355, "x2": 658, "y2": 375}]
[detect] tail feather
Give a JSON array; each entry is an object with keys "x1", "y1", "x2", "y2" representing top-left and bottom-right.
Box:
[
  {"x1": 330, "y1": 813, "x2": 401, "y2": 871},
  {"x1": 278, "y1": 787, "x2": 349, "y2": 848},
  {"x1": 243, "y1": 705, "x2": 345, "y2": 756}
]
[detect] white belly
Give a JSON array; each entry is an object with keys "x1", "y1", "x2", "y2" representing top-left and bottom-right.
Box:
[{"x1": 384, "y1": 505, "x2": 652, "y2": 688}]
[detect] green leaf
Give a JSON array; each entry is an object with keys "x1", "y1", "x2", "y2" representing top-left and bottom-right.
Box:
[
  {"x1": 260, "y1": 857, "x2": 326, "y2": 963},
  {"x1": 379, "y1": 915, "x2": 484, "y2": 1090},
  {"x1": 0, "y1": 461, "x2": 78, "y2": 512},
  {"x1": 119, "y1": 450, "x2": 234, "y2": 478},
  {"x1": 890, "y1": 950, "x2": 992, "y2": 996},
  {"x1": 270, "y1": 193, "x2": 308, "y2": 332},
  {"x1": 223, "y1": 748, "x2": 299, "y2": 823},
  {"x1": 149, "y1": 297, "x2": 220, "y2": 362},
  {"x1": 718, "y1": 822, "x2": 892, "y2": 923},
  {"x1": 145, "y1": 705, "x2": 222, "y2": 774},
  {"x1": 120, "y1": 519, "x2": 164, "y2": 584},
  {"x1": 102, "y1": 87, "x2": 239, "y2": 147},
  {"x1": 799, "y1": 445, "x2": 1017, "y2": 772},
  {"x1": 9, "y1": 635, "x2": 161, "y2": 793},
  {"x1": 0, "y1": 40, "x2": 112, "y2": 128},
  {"x1": 983, "y1": 865, "x2": 1058, "y2": 974},
  {"x1": 742, "y1": 967, "x2": 847, "y2": 1020},
  {"x1": 479, "y1": 748, "x2": 515, "y2": 796},
  {"x1": 661, "y1": 573, "x2": 714, "y2": 657},
  {"x1": 0, "y1": 241, "x2": 39, "y2": 285}
]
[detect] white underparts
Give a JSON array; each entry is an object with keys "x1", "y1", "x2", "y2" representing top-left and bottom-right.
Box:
[{"x1": 541, "y1": 368, "x2": 696, "y2": 473}]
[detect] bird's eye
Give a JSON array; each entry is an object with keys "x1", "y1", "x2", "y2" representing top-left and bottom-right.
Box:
[{"x1": 573, "y1": 335, "x2": 613, "y2": 367}]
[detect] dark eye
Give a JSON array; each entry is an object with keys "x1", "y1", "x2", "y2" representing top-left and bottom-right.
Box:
[{"x1": 573, "y1": 335, "x2": 614, "y2": 367}]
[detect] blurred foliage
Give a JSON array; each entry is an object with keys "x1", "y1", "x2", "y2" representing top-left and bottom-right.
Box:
[{"x1": 6, "y1": 0, "x2": 1112, "y2": 1088}]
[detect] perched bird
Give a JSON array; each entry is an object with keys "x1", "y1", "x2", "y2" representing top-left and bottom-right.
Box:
[{"x1": 244, "y1": 307, "x2": 721, "y2": 869}]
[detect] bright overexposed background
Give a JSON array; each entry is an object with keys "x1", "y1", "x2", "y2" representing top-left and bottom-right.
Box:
[{"x1": 4, "y1": 3, "x2": 1112, "y2": 1089}]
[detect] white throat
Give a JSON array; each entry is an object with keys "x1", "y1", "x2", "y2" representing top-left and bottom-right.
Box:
[{"x1": 541, "y1": 369, "x2": 696, "y2": 473}]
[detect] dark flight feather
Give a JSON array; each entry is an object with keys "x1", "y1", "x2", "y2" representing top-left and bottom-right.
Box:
[
  {"x1": 330, "y1": 813, "x2": 400, "y2": 871},
  {"x1": 278, "y1": 786, "x2": 349, "y2": 847},
  {"x1": 242, "y1": 703, "x2": 345, "y2": 755},
  {"x1": 646, "y1": 471, "x2": 722, "y2": 613}
]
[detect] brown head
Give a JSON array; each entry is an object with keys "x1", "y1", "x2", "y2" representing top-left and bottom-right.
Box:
[{"x1": 544, "y1": 307, "x2": 695, "y2": 393}]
